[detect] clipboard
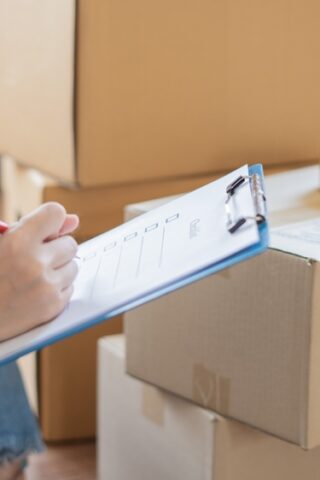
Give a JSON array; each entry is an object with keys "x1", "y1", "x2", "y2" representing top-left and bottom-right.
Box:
[{"x1": 0, "y1": 164, "x2": 269, "y2": 366}]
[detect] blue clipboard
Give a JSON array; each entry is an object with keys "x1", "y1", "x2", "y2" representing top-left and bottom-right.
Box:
[{"x1": 0, "y1": 164, "x2": 268, "y2": 366}]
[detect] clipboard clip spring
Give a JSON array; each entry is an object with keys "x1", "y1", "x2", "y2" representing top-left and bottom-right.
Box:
[{"x1": 225, "y1": 173, "x2": 266, "y2": 234}]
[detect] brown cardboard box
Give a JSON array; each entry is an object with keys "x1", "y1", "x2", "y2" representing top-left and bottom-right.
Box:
[
  {"x1": 39, "y1": 320, "x2": 122, "y2": 441},
  {"x1": 1, "y1": 157, "x2": 218, "y2": 242},
  {"x1": 125, "y1": 166, "x2": 320, "y2": 448},
  {"x1": 99, "y1": 335, "x2": 320, "y2": 480},
  {"x1": 0, "y1": 156, "x2": 218, "y2": 441},
  {"x1": 0, "y1": 1, "x2": 319, "y2": 186}
]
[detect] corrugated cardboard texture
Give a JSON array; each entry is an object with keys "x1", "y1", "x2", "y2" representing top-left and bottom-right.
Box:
[
  {"x1": 40, "y1": 318, "x2": 122, "y2": 441},
  {"x1": 192, "y1": 365, "x2": 231, "y2": 417},
  {"x1": 124, "y1": 165, "x2": 320, "y2": 447},
  {"x1": 0, "y1": 0, "x2": 75, "y2": 181},
  {"x1": 126, "y1": 250, "x2": 315, "y2": 446},
  {"x1": 99, "y1": 335, "x2": 320, "y2": 480},
  {"x1": 77, "y1": 0, "x2": 320, "y2": 186},
  {"x1": 306, "y1": 263, "x2": 320, "y2": 448},
  {"x1": 1, "y1": 1, "x2": 320, "y2": 185},
  {"x1": 1, "y1": 157, "x2": 218, "y2": 241},
  {"x1": 214, "y1": 418, "x2": 320, "y2": 480}
]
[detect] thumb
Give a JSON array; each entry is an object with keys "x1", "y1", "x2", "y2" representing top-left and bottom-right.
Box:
[{"x1": 18, "y1": 203, "x2": 67, "y2": 242}]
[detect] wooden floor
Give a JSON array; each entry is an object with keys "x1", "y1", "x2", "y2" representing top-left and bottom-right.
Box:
[{"x1": 25, "y1": 442, "x2": 96, "y2": 480}]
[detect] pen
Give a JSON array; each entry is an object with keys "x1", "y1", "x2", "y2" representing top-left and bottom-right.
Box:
[{"x1": 0, "y1": 221, "x2": 9, "y2": 234}]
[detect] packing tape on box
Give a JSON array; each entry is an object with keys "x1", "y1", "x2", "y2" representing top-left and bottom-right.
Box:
[
  {"x1": 193, "y1": 364, "x2": 230, "y2": 415},
  {"x1": 141, "y1": 384, "x2": 165, "y2": 427}
]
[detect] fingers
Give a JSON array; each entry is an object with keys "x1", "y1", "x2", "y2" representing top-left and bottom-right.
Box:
[
  {"x1": 46, "y1": 214, "x2": 80, "y2": 241},
  {"x1": 17, "y1": 203, "x2": 67, "y2": 243},
  {"x1": 43, "y1": 235, "x2": 78, "y2": 269},
  {"x1": 50, "y1": 260, "x2": 79, "y2": 291}
]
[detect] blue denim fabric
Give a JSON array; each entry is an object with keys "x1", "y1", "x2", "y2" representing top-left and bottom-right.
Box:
[{"x1": 0, "y1": 362, "x2": 45, "y2": 464}]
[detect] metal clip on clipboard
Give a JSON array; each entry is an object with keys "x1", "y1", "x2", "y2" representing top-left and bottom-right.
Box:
[{"x1": 225, "y1": 173, "x2": 267, "y2": 234}]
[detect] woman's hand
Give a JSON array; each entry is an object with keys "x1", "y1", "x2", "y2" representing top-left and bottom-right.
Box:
[{"x1": 0, "y1": 202, "x2": 79, "y2": 341}]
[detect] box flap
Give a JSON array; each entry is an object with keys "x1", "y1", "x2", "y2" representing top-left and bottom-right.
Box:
[
  {"x1": 265, "y1": 165, "x2": 319, "y2": 214},
  {"x1": 271, "y1": 218, "x2": 320, "y2": 261}
]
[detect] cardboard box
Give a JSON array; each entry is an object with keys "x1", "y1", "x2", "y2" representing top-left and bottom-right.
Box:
[
  {"x1": 99, "y1": 335, "x2": 320, "y2": 480},
  {"x1": 1, "y1": 156, "x2": 218, "y2": 242},
  {"x1": 39, "y1": 320, "x2": 122, "y2": 442},
  {"x1": 125, "y1": 166, "x2": 320, "y2": 448},
  {"x1": 0, "y1": 156, "x2": 218, "y2": 441},
  {"x1": 0, "y1": 1, "x2": 319, "y2": 186}
]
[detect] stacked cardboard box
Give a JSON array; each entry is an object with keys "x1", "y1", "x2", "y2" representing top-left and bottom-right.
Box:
[
  {"x1": 98, "y1": 335, "x2": 320, "y2": 480},
  {"x1": 0, "y1": 0, "x2": 319, "y2": 186},
  {"x1": 1, "y1": 0, "x2": 320, "y2": 448},
  {"x1": 0, "y1": 156, "x2": 218, "y2": 441},
  {"x1": 124, "y1": 166, "x2": 320, "y2": 448},
  {"x1": 2, "y1": 162, "x2": 315, "y2": 443}
]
